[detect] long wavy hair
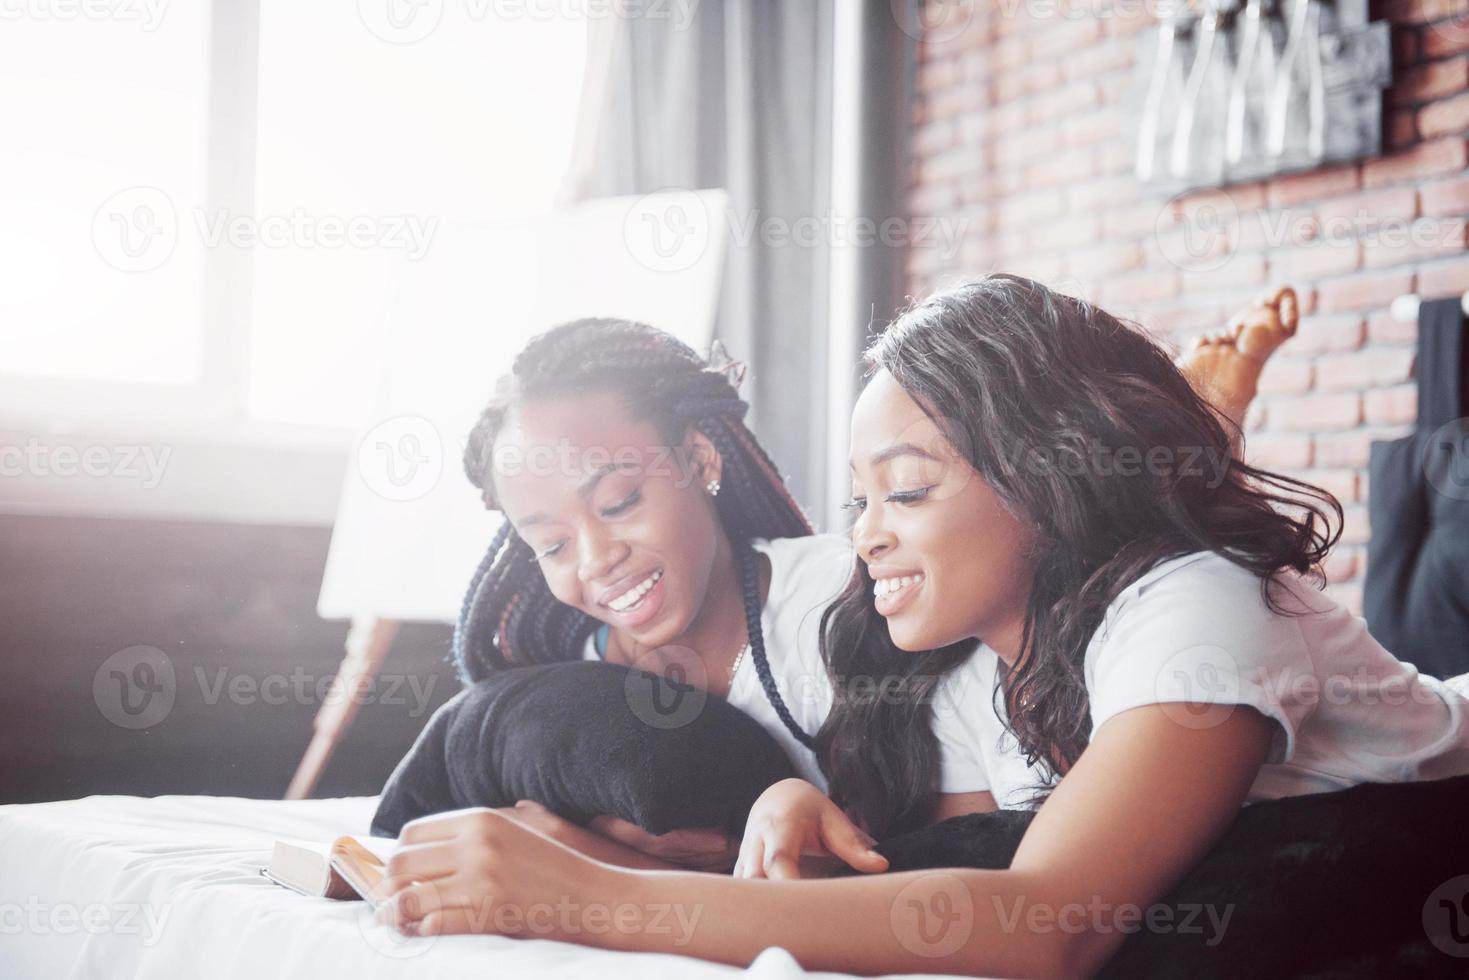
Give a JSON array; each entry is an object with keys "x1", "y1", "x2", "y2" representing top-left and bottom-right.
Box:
[
  {"x1": 815, "y1": 275, "x2": 1342, "y2": 836},
  {"x1": 454, "y1": 318, "x2": 817, "y2": 748}
]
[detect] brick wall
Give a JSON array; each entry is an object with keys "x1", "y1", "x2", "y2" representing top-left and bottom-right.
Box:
[{"x1": 905, "y1": 0, "x2": 1469, "y2": 613}]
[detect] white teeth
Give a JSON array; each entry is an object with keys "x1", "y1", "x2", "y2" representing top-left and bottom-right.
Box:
[
  {"x1": 607, "y1": 570, "x2": 663, "y2": 612},
  {"x1": 872, "y1": 573, "x2": 925, "y2": 600}
]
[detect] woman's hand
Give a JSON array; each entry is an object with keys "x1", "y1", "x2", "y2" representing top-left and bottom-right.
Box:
[
  {"x1": 377, "y1": 807, "x2": 622, "y2": 940},
  {"x1": 733, "y1": 778, "x2": 888, "y2": 880},
  {"x1": 586, "y1": 816, "x2": 738, "y2": 873},
  {"x1": 492, "y1": 799, "x2": 574, "y2": 841}
]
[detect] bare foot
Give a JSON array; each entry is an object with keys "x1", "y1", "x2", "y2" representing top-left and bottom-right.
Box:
[{"x1": 1178, "y1": 286, "x2": 1299, "y2": 434}]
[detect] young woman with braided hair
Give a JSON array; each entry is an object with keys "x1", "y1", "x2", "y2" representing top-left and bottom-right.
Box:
[{"x1": 444, "y1": 316, "x2": 856, "y2": 872}]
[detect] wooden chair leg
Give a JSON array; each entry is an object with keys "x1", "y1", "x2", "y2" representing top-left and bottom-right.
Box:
[{"x1": 284, "y1": 616, "x2": 400, "y2": 800}]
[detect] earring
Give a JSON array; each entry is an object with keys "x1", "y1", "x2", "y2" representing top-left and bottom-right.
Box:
[{"x1": 705, "y1": 479, "x2": 721, "y2": 497}]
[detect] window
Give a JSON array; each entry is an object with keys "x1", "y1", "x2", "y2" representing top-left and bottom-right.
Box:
[{"x1": 2, "y1": 0, "x2": 588, "y2": 435}]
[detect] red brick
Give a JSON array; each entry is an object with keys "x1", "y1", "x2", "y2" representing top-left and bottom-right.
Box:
[
  {"x1": 1257, "y1": 356, "x2": 1315, "y2": 395},
  {"x1": 1183, "y1": 252, "x2": 1267, "y2": 292},
  {"x1": 1389, "y1": 109, "x2": 1419, "y2": 150},
  {"x1": 996, "y1": 189, "x2": 1065, "y2": 228},
  {"x1": 1423, "y1": 17, "x2": 1469, "y2": 58},
  {"x1": 1271, "y1": 241, "x2": 1364, "y2": 280},
  {"x1": 1244, "y1": 433, "x2": 1314, "y2": 469},
  {"x1": 1293, "y1": 314, "x2": 1368, "y2": 353},
  {"x1": 1365, "y1": 384, "x2": 1420, "y2": 424},
  {"x1": 1104, "y1": 2, "x2": 1154, "y2": 35},
  {"x1": 1421, "y1": 173, "x2": 1469, "y2": 214},
  {"x1": 1315, "y1": 271, "x2": 1418, "y2": 312},
  {"x1": 1271, "y1": 393, "x2": 1364, "y2": 431},
  {"x1": 911, "y1": 180, "x2": 960, "y2": 216},
  {"x1": 992, "y1": 35, "x2": 1030, "y2": 69},
  {"x1": 1027, "y1": 81, "x2": 1098, "y2": 123},
  {"x1": 1029, "y1": 15, "x2": 1103, "y2": 59},
  {"x1": 915, "y1": 120, "x2": 957, "y2": 156},
  {"x1": 1338, "y1": 505, "x2": 1372, "y2": 545},
  {"x1": 1026, "y1": 215, "x2": 1098, "y2": 254},
  {"x1": 1368, "y1": 310, "x2": 1420, "y2": 344},
  {"x1": 1395, "y1": 25, "x2": 1421, "y2": 65},
  {"x1": 1063, "y1": 36, "x2": 1133, "y2": 79},
  {"x1": 1419, "y1": 253, "x2": 1469, "y2": 294},
  {"x1": 1095, "y1": 138, "x2": 1135, "y2": 176},
  {"x1": 1098, "y1": 268, "x2": 1180, "y2": 306},
  {"x1": 1311, "y1": 470, "x2": 1362, "y2": 504},
  {"x1": 1104, "y1": 201, "x2": 1164, "y2": 240},
  {"x1": 1266, "y1": 164, "x2": 1362, "y2": 209},
  {"x1": 1314, "y1": 430, "x2": 1378, "y2": 468},
  {"x1": 1066, "y1": 174, "x2": 1140, "y2": 212},
  {"x1": 1064, "y1": 106, "x2": 1124, "y2": 147},
  {"x1": 1027, "y1": 148, "x2": 1097, "y2": 189},
  {"x1": 1383, "y1": 0, "x2": 1469, "y2": 25},
  {"x1": 1315, "y1": 187, "x2": 1419, "y2": 227},
  {"x1": 1316, "y1": 348, "x2": 1418, "y2": 390},
  {"x1": 993, "y1": 124, "x2": 1060, "y2": 167},
  {"x1": 1363, "y1": 136, "x2": 1469, "y2": 187},
  {"x1": 1363, "y1": 215, "x2": 1469, "y2": 267},
  {"x1": 1396, "y1": 56, "x2": 1469, "y2": 103},
  {"x1": 1418, "y1": 91, "x2": 1469, "y2": 137}
]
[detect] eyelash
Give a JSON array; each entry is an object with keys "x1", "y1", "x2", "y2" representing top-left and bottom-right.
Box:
[
  {"x1": 529, "y1": 489, "x2": 642, "y2": 562},
  {"x1": 841, "y1": 486, "x2": 934, "y2": 513}
]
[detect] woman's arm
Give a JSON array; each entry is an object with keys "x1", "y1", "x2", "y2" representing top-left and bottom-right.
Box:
[
  {"x1": 382, "y1": 703, "x2": 1271, "y2": 978},
  {"x1": 496, "y1": 800, "x2": 731, "y2": 872}
]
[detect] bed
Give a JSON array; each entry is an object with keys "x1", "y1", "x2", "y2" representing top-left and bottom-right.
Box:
[{"x1": 0, "y1": 794, "x2": 959, "y2": 980}]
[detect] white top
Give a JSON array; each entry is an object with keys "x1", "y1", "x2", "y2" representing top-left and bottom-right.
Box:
[
  {"x1": 584, "y1": 534, "x2": 855, "y2": 788},
  {"x1": 936, "y1": 551, "x2": 1469, "y2": 808}
]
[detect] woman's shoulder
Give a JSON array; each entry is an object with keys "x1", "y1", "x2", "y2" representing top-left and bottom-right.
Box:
[{"x1": 754, "y1": 534, "x2": 856, "y2": 583}]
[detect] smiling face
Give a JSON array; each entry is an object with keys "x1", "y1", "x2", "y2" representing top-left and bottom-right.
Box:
[
  {"x1": 847, "y1": 369, "x2": 1038, "y2": 657},
  {"x1": 489, "y1": 390, "x2": 729, "y2": 652}
]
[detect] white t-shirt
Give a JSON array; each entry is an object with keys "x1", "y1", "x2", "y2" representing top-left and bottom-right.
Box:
[
  {"x1": 936, "y1": 551, "x2": 1469, "y2": 808},
  {"x1": 584, "y1": 534, "x2": 854, "y2": 788}
]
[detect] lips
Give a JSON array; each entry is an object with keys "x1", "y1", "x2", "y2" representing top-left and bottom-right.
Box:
[
  {"x1": 867, "y1": 565, "x2": 925, "y2": 617},
  {"x1": 596, "y1": 567, "x2": 668, "y2": 630}
]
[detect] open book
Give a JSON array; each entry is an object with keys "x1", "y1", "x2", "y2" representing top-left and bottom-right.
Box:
[{"x1": 260, "y1": 836, "x2": 396, "y2": 906}]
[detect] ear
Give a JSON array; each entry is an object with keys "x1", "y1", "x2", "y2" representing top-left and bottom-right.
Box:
[{"x1": 684, "y1": 428, "x2": 723, "y2": 493}]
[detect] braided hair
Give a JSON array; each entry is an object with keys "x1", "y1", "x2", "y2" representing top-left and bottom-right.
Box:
[{"x1": 454, "y1": 318, "x2": 817, "y2": 748}]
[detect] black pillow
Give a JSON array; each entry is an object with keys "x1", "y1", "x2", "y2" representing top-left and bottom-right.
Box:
[
  {"x1": 371, "y1": 660, "x2": 796, "y2": 838},
  {"x1": 877, "y1": 774, "x2": 1469, "y2": 979}
]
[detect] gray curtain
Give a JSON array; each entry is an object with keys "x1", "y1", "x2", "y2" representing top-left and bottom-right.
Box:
[{"x1": 564, "y1": 0, "x2": 837, "y2": 516}]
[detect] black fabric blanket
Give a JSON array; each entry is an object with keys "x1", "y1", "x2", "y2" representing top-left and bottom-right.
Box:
[
  {"x1": 371, "y1": 660, "x2": 796, "y2": 838},
  {"x1": 877, "y1": 774, "x2": 1469, "y2": 978}
]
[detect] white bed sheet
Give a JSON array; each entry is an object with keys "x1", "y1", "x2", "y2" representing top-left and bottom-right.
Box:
[{"x1": 0, "y1": 795, "x2": 954, "y2": 980}]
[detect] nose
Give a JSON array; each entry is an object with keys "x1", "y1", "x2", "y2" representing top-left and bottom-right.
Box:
[
  {"x1": 852, "y1": 504, "x2": 896, "y2": 565},
  {"x1": 576, "y1": 522, "x2": 628, "y2": 584}
]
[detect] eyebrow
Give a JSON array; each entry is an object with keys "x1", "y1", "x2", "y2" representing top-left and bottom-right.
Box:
[
  {"x1": 868, "y1": 442, "x2": 940, "y2": 467},
  {"x1": 510, "y1": 462, "x2": 635, "y2": 528}
]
